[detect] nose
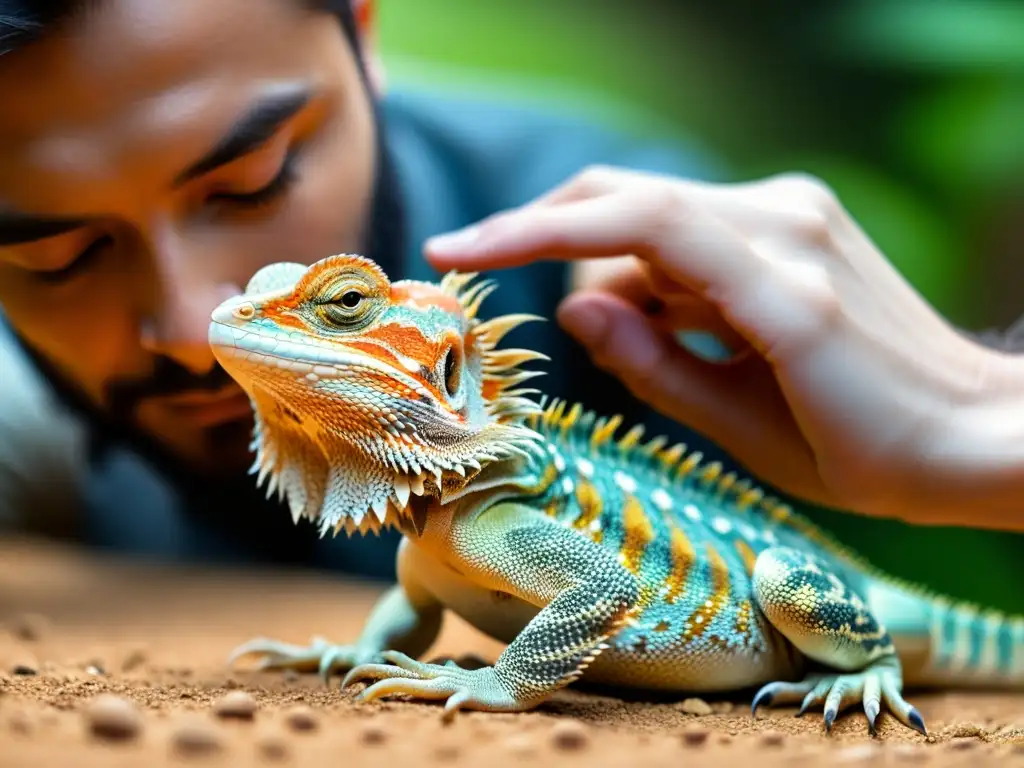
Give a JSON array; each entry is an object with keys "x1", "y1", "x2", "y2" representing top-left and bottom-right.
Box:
[
  {"x1": 137, "y1": 223, "x2": 246, "y2": 375},
  {"x1": 141, "y1": 283, "x2": 242, "y2": 374}
]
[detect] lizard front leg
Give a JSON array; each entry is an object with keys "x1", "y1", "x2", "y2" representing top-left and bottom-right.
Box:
[
  {"x1": 341, "y1": 502, "x2": 642, "y2": 718},
  {"x1": 228, "y1": 537, "x2": 443, "y2": 682},
  {"x1": 749, "y1": 546, "x2": 926, "y2": 736}
]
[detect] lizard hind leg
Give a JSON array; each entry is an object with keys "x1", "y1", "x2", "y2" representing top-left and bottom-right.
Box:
[{"x1": 749, "y1": 546, "x2": 926, "y2": 737}]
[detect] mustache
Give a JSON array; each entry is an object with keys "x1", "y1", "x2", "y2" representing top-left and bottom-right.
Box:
[{"x1": 105, "y1": 355, "x2": 237, "y2": 419}]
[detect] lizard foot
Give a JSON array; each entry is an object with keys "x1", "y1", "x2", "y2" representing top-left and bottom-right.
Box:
[
  {"x1": 342, "y1": 651, "x2": 521, "y2": 720},
  {"x1": 750, "y1": 657, "x2": 926, "y2": 737},
  {"x1": 227, "y1": 635, "x2": 378, "y2": 684}
]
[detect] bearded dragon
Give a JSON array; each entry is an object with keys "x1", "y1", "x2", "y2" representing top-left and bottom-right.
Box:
[{"x1": 208, "y1": 254, "x2": 1024, "y2": 737}]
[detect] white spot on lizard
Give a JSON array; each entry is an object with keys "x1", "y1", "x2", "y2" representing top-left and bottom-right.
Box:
[
  {"x1": 575, "y1": 458, "x2": 594, "y2": 478},
  {"x1": 650, "y1": 488, "x2": 673, "y2": 511},
  {"x1": 712, "y1": 516, "x2": 733, "y2": 535},
  {"x1": 614, "y1": 471, "x2": 637, "y2": 494}
]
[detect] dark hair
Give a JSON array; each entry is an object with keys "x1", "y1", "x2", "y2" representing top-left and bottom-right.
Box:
[{"x1": 0, "y1": 0, "x2": 360, "y2": 57}]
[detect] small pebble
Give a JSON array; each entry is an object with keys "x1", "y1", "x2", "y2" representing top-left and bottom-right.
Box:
[
  {"x1": 760, "y1": 730, "x2": 785, "y2": 747},
  {"x1": 891, "y1": 744, "x2": 928, "y2": 762},
  {"x1": 678, "y1": 697, "x2": 713, "y2": 716},
  {"x1": 836, "y1": 744, "x2": 881, "y2": 763},
  {"x1": 85, "y1": 664, "x2": 105, "y2": 676},
  {"x1": 258, "y1": 737, "x2": 289, "y2": 761},
  {"x1": 284, "y1": 705, "x2": 318, "y2": 732},
  {"x1": 121, "y1": 648, "x2": 148, "y2": 672},
  {"x1": 680, "y1": 726, "x2": 709, "y2": 746},
  {"x1": 11, "y1": 664, "x2": 37, "y2": 676},
  {"x1": 214, "y1": 690, "x2": 258, "y2": 720},
  {"x1": 9, "y1": 613, "x2": 49, "y2": 641},
  {"x1": 172, "y1": 720, "x2": 223, "y2": 756},
  {"x1": 711, "y1": 701, "x2": 735, "y2": 714},
  {"x1": 224, "y1": 677, "x2": 241, "y2": 690},
  {"x1": 948, "y1": 737, "x2": 978, "y2": 750},
  {"x1": 85, "y1": 694, "x2": 142, "y2": 741},
  {"x1": 504, "y1": 733, "x2": 537, "y2": 757},
  {"x1": 359, "y1": 721, "x2": 389, "y2": 745},
  {"x1": 434, "y1": 744, "x2": 460, "y2": 760},
  {"x1": 550, "y1": 719, "x2": 590, "y2": 750},
  {"x1": 9, "y1": 711, "x2": 32, "y2": 734},
  {"x1": 283, "y1": 669, "x2": 301, "y2": 683}
]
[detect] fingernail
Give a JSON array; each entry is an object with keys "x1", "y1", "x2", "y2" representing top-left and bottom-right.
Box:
[
  {"x1": 674, "y1": 330, "x2": 737, "y2": 363},
  {"x1": 425, "y1": 225, "x2": 481, "y2": 254},
  {"x1": 560, "y1": 305, "x2": 609, "y2": 347}
]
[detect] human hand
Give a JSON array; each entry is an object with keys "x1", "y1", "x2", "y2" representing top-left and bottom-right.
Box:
[{"x1": 424, "y1": 166, "x2": 1020, "y2": 525}]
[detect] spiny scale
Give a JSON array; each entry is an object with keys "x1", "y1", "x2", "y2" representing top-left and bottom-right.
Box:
[{"x1": 528, "y1": 395, "x2": 874, "y2": 574}]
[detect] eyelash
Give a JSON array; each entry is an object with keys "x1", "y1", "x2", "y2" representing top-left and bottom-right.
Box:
[
  {"x1": 209, "y1": 150, "x2": 300, "y2": 210},
  {"x1": 36, "y1": 234, "x2": 113, "y2": 285}
]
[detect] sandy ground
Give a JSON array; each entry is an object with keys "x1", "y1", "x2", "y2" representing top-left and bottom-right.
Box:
[{"x1": 3, "y1": 535, "x2": 1024, "y2": 767}]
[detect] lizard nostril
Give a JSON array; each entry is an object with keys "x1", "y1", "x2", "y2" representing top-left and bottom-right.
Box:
[{"x1": 233, "y1": 302, "x2": 256, "y2": 321}]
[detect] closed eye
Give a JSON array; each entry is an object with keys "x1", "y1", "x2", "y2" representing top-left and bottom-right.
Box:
[
  {"x1": 34, "y1": 234, "x2": 114, "y2": 284},
  {"x1": 208, "y1": 148, "x2": 301, "y2": 209}
]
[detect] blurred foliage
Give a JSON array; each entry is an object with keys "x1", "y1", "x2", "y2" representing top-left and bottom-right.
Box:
[{"x1": 376, "y1": 0, "x2": 1024, "y2": 609}]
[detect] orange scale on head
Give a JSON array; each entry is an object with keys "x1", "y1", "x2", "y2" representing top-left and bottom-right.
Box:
[{"x1": 391, "y1": 281, "x2": 464, "y2": 316}]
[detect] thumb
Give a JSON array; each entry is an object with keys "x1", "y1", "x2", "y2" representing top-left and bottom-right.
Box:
[{"x1": 556, "y1": 291, "x2": 829, "y2": 504}]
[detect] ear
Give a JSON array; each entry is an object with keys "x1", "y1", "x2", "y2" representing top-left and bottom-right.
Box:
[{"x1": 352, "y1": 0, "x2": 387, "y2": 94}]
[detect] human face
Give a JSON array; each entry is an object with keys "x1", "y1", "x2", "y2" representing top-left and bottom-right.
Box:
[{"x1": 0, "y1": 0, "x2": 379, "y2": 473}]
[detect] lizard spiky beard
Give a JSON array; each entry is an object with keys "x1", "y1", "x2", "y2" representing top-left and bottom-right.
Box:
[{"x1": 208, "y1": 254, "x2": 546, "y2": 537}]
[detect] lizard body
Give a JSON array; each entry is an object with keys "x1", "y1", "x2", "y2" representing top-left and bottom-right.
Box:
[{"x1": 209, "y1": 254, "x2": 1024, "y2": 736}]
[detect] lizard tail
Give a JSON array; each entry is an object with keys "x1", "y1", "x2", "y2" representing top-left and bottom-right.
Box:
[{"x1": 873, "y1": 578, "x2": 1024, "y2": 689}]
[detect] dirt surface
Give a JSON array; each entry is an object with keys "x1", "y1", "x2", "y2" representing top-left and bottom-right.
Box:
[{"x1": 2, "y1": 535, "x2": 1024, "y2": 767}]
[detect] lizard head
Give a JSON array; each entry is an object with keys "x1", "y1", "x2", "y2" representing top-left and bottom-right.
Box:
[{"x1": 208, "y1": 254, "x2": 546, "y2": 537}]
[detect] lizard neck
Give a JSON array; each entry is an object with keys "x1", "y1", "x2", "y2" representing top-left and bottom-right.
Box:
[
  {"x1": 423, "y1": 432, "x2": 568, "y2": 520},
  {"x1": 394, "y1": 434, "x2": 567, "y2": 544}
]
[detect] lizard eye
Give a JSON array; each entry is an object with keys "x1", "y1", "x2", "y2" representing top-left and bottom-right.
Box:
[
  {"x1": 321, "y1": 285, "x2": 372, "y2": 325},
  {"x1": 443, "y1": 344, "x2": 461, "y2": 397},
  {"x1": 340, "y1": 290, "x2": 363, "y2": 308}
]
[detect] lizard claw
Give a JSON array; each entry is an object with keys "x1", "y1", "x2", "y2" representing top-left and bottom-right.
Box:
[
  {"x1": 342, "y1": 651, "x2": 521, "y2": 720},
  {"x1": 750, "y1": 658, "x2": 926, "y2": 737},
  {"x1": 227, "y1": 634, "x2": 375, "y2": 682}
]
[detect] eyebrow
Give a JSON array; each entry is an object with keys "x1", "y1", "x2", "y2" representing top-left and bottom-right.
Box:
[
  {"x1": 173, "y1": 85, "x2": 313, "y2": 186},
  {"x1": 0, "y1": 85, "x2": 314, "y2": 248}
]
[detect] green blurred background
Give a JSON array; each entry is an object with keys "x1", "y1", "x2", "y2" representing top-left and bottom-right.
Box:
[{"x1": 376, "y1": 0, "x2": 1024, "y2": 610}]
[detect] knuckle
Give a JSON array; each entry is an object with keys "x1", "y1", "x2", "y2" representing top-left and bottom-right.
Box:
[
  {"x1": 786, "y1": 262, "x2": 841, "y2": 323},
  {"x1": 634, "y1": 182, "x2": 690, "y2": 243},
  {"x1": 573, "y1": 164, "x2": 622, "y2": 193},
  {"x1": 788, "y1": 212, "x2": 835, "y2": 250},
  {"x1": 752, "y1": 260, "x2": 842, "y2": 353},
  {"x1": 771, "y1": 172, "x2": 841, "y2": 214}
]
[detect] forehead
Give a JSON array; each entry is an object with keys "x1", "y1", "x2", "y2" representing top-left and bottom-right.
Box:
[{"x1": 0, "y1": 0, "x2": 339, "y2": 208}]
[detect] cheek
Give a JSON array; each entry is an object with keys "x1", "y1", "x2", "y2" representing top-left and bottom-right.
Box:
[{"x1": 0, "y1": 269, "x2": 148, "y2": 402}]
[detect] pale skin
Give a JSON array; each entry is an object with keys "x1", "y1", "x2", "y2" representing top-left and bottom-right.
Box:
[{"x1": 425, "y1": 167, "x2": 1024, "y2": 531}]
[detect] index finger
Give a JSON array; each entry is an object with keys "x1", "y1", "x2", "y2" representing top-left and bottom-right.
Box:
[{"x1": 423, "y1": 187, "x2": 770, "y2": 308}]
